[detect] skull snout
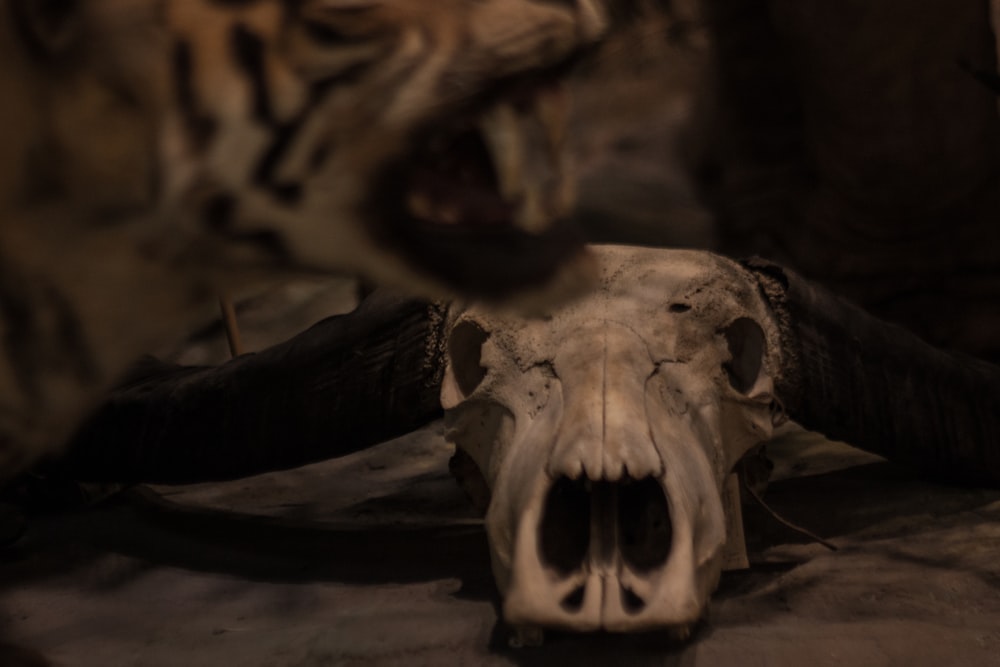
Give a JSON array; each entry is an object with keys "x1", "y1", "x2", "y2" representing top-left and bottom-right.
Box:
[
  {"x1": 500, "y1": 323, "x2": 713, "y2": 632},
  {"x1": 504, "y1": 466, "x2": 709, "y2": 633},
  {"x1": 538, "y1": 475, "x2": 673, "y2": 615}
]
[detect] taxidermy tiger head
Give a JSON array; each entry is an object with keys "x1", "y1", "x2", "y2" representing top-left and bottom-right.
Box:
[
  {"x1": 1, "y1": 0, "x2": 608, "y2": 303},
  {"x1": 0, "y1": 0, "x2": 607, "y2": 477}
]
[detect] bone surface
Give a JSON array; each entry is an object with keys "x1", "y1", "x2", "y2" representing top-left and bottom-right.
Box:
[{"x1": 441, "y1": 245, "x2": 786, "y2": 633}]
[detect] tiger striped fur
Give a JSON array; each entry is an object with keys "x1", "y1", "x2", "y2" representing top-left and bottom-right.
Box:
[{"x1": 0, "y1": 0, "x2": 607, "y2": 480}]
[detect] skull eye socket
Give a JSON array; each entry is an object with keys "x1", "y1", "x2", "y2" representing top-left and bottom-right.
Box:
[
  {"x1": 721, "y1": 317, "x2": 766, "y2": 394},
  {"x1": 447, "y1": 320, "x2": 490, "y2": 397}
]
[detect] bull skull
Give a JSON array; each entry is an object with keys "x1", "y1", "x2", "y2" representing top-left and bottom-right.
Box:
[{"x1": 441, "y1": 245, "x2": 785, "y2": 635}]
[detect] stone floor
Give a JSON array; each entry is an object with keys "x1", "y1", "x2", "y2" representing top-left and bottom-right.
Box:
[{"x1": 4, "y1": 425, "x2": 1000, "y2": 666}]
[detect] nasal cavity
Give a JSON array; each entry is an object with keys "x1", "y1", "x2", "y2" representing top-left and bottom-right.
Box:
[
  {"x1": 618, "y1": 477, "x2": 672, "y2": 572},
  {"x1": 539, "y1": 477, "x2": 590, "y2": 575}
]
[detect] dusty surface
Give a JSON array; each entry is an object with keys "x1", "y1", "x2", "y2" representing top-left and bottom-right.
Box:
[{"x1": 3, "y1": 426, "x2": 1000, "y2": 666}]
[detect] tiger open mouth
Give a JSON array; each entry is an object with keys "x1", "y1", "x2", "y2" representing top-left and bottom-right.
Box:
[
  {"x1": 405, "y1": 82, "x2": 572, "y2": 234},
  {"x1": 374, "y1": 74, "x2": 590, "y2": 299}
]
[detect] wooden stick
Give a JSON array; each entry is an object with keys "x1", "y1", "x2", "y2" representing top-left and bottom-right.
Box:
[{"x1": 218, "y1": 294, "x2": 243, "y2": 358}]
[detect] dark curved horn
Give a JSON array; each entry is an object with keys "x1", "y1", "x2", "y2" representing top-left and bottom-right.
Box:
[
  {"x1": 51, "y1": 292, "x2": 448, "y2": 484},
  {"x1": 745, "y1": 257, "x2": 1000, "y2": 485}
]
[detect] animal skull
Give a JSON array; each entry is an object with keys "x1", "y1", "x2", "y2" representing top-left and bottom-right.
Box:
[{"x1": 441, "y1": 245, "x2": 785, "y2": 634}]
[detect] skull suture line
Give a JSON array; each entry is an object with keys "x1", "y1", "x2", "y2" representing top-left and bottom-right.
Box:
[{"x1": 442, "y1": 245, "x2": 786, "y2": 635}]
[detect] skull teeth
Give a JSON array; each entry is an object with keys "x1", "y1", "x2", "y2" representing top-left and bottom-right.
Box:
[{"x1": 560, "y1": 461, "x2": 661, "y2": 485}]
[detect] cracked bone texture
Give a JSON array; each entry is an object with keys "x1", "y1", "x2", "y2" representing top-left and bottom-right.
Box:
[{"x1": 442, "y1": 245, "x2": 785, "y2": 633}]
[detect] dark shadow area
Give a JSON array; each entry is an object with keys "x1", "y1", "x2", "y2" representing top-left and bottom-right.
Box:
[
  {"x1": 0, "y1": 641, "x2": 50, "y2": 667},
  {"x1": 487, "y1": 618, "x2": 702, "y2": 667},
  {"x1": 747, "y1": 461, "x2": 1000, "y2": 549},
  {"x1": 0, "y1": 486, "x2": 493, "y2": 594}
]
